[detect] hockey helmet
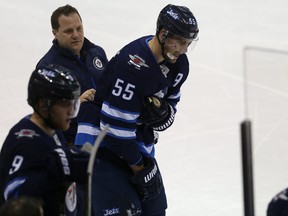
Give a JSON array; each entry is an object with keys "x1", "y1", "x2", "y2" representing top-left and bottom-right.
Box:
[
  {"x1": 157, "y1": 4, "x2": 199, "y2": 40},
  {"x1": 267, "y1": 188, "x2": 288, "y2": 216},
  {"x1": 28, "y1": 64, "x2": 81, "y2": 111}
]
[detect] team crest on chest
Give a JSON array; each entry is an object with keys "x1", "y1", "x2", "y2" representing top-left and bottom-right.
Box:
[
  {"x1": 15, "y1": 129, "x2": 40, "y2": 139},
  {"x1": 93, "y1": 57, "x2": 104, "y2": 70},
  {"x1": 128, "y1": 54, "x2": 149, "y2": 70}
]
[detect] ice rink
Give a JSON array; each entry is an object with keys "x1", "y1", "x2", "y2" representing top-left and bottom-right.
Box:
[{"x1": 1, "y1": 0, "x2": 288, "y2": 215}]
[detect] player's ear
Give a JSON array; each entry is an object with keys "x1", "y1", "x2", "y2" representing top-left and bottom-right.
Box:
[
  {"x1": 38, "y1": 99, "x2": 50, "y2": 115},
  {"x1": 52, "y1": 29, "x2": 57, "y2": 37},
  {"x1": 160, "y1": 29, "x2": 169, "y2": 43}
]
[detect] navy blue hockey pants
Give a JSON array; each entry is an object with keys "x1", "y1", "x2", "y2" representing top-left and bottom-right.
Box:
[{"x1": 72, "y1": 148, "x2": 167, "y2": 216}]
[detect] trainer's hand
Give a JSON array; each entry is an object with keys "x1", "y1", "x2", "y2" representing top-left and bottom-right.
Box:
[
  {"x1": 80, "y1": 142, "x2": 93, "y2": 154},
  {"x1": 80, "y1": 88, "x2": 96, "y2": 103},
  {"x1": 130, "y1": 157, "x2": 162, "y2": 202}
]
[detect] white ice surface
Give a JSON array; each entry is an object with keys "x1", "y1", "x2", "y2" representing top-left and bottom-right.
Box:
[{"x1": 1, "y1": 0, "x2": 288, "y2": 215}]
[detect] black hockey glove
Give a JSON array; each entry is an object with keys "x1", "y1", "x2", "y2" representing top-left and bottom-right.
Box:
[
  {"x1": 130, "y1": 157, "x2": 162, "y2": 202},
  {"x1": 138, "y1": 96, "x2": 175, "y2": 131},
  {"x1": 47, "y1": 147, "x2": 89, "y2": 184}
]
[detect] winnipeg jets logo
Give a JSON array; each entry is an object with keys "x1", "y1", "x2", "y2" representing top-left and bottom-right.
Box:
[
  {"x1": 128, "y1": 54, "x2": 149, "y2": 70},
  {"x1": 38, "y1": 68, "x2": 56, "y2": 77},
  {"x1": 15, "y1": 129, "x2": 40, "y2": 139},
  {"x1": 103, "y1": 208, "x2": 119, "y2": 216},
  {"x1": 167, "y1": 9, "x2": 179, "y2": 20},
  {"x1": 93, "y1": 57, "x2": 104, "y2": 70},
  {"x1": 65, "y1": 182, "x2": 77, "y2": 212}
]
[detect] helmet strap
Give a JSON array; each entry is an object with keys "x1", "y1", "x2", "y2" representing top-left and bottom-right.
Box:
[
  {"x1": 157, "y1": 29, "x2": 169, "y2": 61},
  {"x1": 34, "y1": 99, "x2": 57, "y2": 130},
  {"x1": 44, "y1": 114, "x2": 57, "y2": 130}
]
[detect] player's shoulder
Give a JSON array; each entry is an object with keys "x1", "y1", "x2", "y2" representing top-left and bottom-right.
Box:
[
  {"x1": 1, "y1": 116, "x2": 44, "y2": 153},
  {"x1": 126, "y1": 36, "x2": 153, "y2": 54},
  {"x1": 169, "y1": 54, "x2": 189, "y2": 75},
  {"x1": 177, "y1": 54, "x2": 189, "y2": 69},
  {"x1": 114, "y1": 36, "x2": 156, "y2": 69},
  {"x1": 8, "y1": 116, "x2": 44, "y2": 141},
  {"x1": 118, "y1": 35, "x2": 151, "y2": 55}
]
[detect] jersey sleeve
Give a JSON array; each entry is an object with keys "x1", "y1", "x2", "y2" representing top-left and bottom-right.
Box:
[
  {"x1": 0, "y1": 134, "x2": 56, "y2": 203},
  {"x1": 100, "y1": 100, "x2": 143, "y2": 165},
  {"x1": 0, "y1": 127, "x2": 87, "y2": 204},
  {"x1": 164, "y1": 54, "x2": 190, "y2": 112}
]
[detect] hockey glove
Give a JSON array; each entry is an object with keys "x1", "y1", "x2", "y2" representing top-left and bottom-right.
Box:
[
  {"x1": 130, "y1": 157, "x2": 162, "y2": 202},
  {"x1": 138, "y1": 96, "x2": 175, "y2": 131},
  {"x1": 47, "y1": 147, "x2": 89, "y2": 184}
]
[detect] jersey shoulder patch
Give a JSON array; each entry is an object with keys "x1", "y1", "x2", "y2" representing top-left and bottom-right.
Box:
[{"x1": 15, "y1": 129, "x2": 40, "y2": 139}]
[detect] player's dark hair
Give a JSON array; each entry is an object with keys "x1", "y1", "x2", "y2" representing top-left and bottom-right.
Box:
[
  {"x1": 0, "y1": 196, "x2": 43, "y2": 216},
  {"x1": 51, "y1": 4, "x2": 82, "y2": 30}
]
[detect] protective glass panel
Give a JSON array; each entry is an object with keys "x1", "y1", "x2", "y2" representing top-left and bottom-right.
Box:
[{"x1": 243, "y1": 46, "x2": 288, "y2": 215}]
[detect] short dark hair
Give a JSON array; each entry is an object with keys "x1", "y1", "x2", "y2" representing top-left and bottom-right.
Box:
[
  {"x1": 51, "y1": 4, "x2": 82, "y2": 30},
  {"x1": 0, "y1": 196, "x2": 43, "y2": 216}
]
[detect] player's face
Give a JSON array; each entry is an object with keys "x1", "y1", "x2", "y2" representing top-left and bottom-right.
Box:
[
  {"x1": 49, "y1": 99, "x2": 80, "y2": 131},
  {"x1": 163, "y1": 35, "x2": 193, "y2": 63},
  {"x1": 53, "y1": 13, "x2": 84, "y2": 56}
]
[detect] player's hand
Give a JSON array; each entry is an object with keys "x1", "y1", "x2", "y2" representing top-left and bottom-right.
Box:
[
  {"x1": 138, "y1": 96, "x2": 175, "y2": 131},
  {"x1": 130, "y1": 157, "x2": 162, "y2": 202},
  {"x1": 80, "y1": 88, "x2": 96, "y2": 103}
]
